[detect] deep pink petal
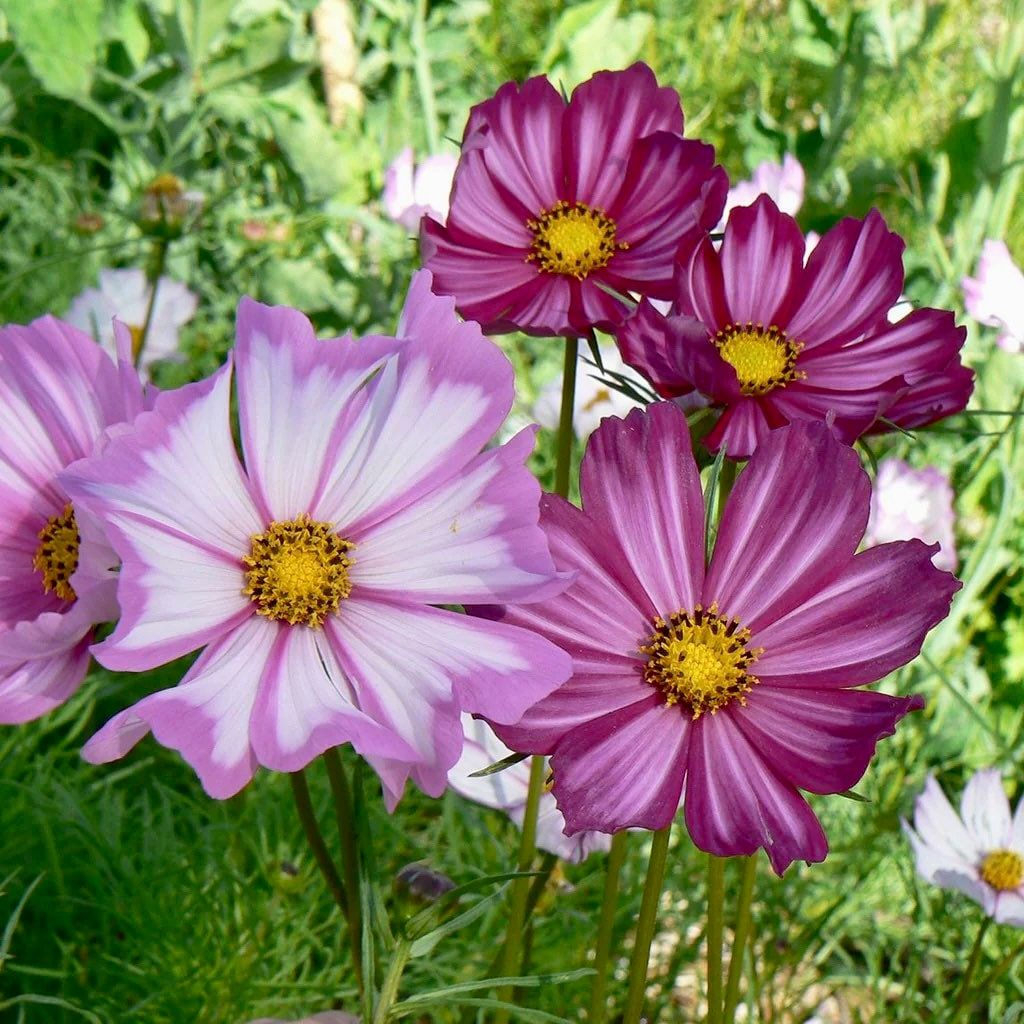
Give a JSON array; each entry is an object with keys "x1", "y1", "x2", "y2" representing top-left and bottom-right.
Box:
[
  {"x1": 702, "y1": 399, "x2": 775, "y2": 459},
  {"x1": 765, "y1": 379, "x2": 900, "y2": 444},
  {"x1": 677, "y1": 232, "x2": 730, "y2": 328},
  {"x1": 879, "y1": 361, "x2": 974, "y2": 431},
  {"x1": 0, "y1": 639, "x2": 91, "y2": 724}
]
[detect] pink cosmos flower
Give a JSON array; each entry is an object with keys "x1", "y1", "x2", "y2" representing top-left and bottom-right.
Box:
[
  {"x1": 962, "y1": 240, "x2": 1024, "y2": 353},
  {"x1": 617, "y1": 196, "x2": 973, "y2": 458},
  {"x1": 716, "y1": 153, "x2": 805, "y2": 230},
  {"x1": 62, "y1": 271, "x2": 572, "y2": 803},
  {"x1": 383, "y1": 147, "x2": 458, "y2": 233},
  {"x1": 0, "y1": 317, "x2": 147, "y2": 723},
  {"x1": 449, "y1": 715, "x2": 610, "y2": 863},
  {"x1": 422, "y1": 63, "x2": 727, "y2": 338},
  {"x1": 487, "y1": 402, "x2": 959, "y2": 874},
  {"x1": 864, "y1": 459, "x2": 956, "y2": 573},
  {"x1": 905, "y1": 770, "x2": 1024, "y2": 925}
]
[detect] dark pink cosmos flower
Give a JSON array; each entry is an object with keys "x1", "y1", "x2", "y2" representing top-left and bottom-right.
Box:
[
  {"x1": 617, "y1": 196, "x2": 973, "y2": 458},
  {"x1": 487, "y1": 402, "x2": 959, "y2": 874},
  {"x1": 422, "y1": 63, "x2": 727, "y2": 338}
]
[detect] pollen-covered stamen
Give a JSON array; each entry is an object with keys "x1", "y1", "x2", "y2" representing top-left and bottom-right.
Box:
[
  {"x1": 526, "y1": 201, "x2": 628, "y2": 280},
  {"x1": 639, "y1": 602, "x2": 762, "y2": 719},
  {"x1": 980, "y1": 849, "x2": 1024, "y2": 891},
  {"x1": 713, "y1": 323, "x2": 806, "y2": 396},
  {"x1": 33, "y1": 503, "x2": 81, "y2": 603},
  {"x1": 243, "y1": 515, "x2": 355, "y2": 628},
  {"x1": 128, "y1": 324, "x2": 146, "y2": 361}
]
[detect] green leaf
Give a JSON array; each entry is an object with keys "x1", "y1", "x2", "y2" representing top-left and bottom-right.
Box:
[
  {"x1": 835, "y1": 788, "x2": 871, "y2": 804},
  {"x1": 391, "y1": 997, "x2": 570, "y2": 1022},
  {"x1": 5, "y1": 0, "x2": 103, "y2": 98},
  {"x1": 467, "y1": 751, "x2": 529, "y2": 778},
  {"x1": 407, "y1": 884, "x2": 509, "y2": 958}
]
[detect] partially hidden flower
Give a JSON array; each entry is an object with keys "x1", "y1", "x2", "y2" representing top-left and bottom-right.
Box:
[
  {"x1": 864, "y1": 459, "x2": 956, "y2": 572},
  {"x1": 247, "y1": 1014, "x2": 358, "y2": 1024},
  {"x1": 0, "y1": 317, "x2": 148, "y2": 723},
  {"x1": 383, "y1": 147, "x2": 458, "y2": 233},
  {"x1": 962, "y1": 239, "x2": 1024, "y2": 353},
  {"x1": 716, "y1": 153, "x2": 804, "y2": 230},
  {"x1": 487, "y1": 402, "x2": 959, "y2": 874},
  {"x1": 617, "y1": 196, "x2": 973, "y2": 458},
  {"x1": 63, "y1": 271, "x2": 572, "y2": 803},
  {"x1": 423, "y1": 62, "x2": 727, "y2": 338},
  {"x1": 448, "y1": 715, "x2": 611, "y2": 863},
  {"x1": 905, "y1": 770, "x2": 1024, "y2": 925},
  {"x1": 66, "y1": 268, "x2": 198, "y2": 374}
]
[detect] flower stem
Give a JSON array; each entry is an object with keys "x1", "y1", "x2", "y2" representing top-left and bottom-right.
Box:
[
  {"x1": 588, "y1": 832, "x2": 629, "y2": 1023},
  {"x1": 289, "y1": 769, "x2": 348, "y2": 914},
  {"x1": 623, "y1": 825, "x2": 672, "y2": 1024},
  {"x1": 706, "y1": 855, "x2": 726, "y2": 1024},
  {"x1": 323, "y1": 748, "x2": 364, "y2": 996},
  {"x1": 372, "y1": 937, "x2": 412, "y2": 1024},
  {"x1": 411, "y1": 0, "x2": 440, "y2": 153},
  {"x1": 948, "y1": 917, "x2": 991, "y2": 1022},
  {"x1": 554, "y1": 335, "x2": 579, "y2": 499},
  {"x1": 137, "y1": 238, "x2": 168, "y2": 366},
  {"x1": 722, "y1": 855, "x2": 757, "y2": 1022}
]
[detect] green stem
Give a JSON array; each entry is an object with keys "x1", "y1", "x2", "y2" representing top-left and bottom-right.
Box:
[
  {"x1": 323, "y1": 748, "x2": 364, "y2": 995},
  {"x1": 136, "y1": 238, "x2": 168, "y2": 366},
  {"x1": 622, "y1": 825, "x2": 672, "y2": 1024},
  {"x1": 721, "y1": 856, "x2": 757, "y2": 1022},
  {"x1": 411, "y1": 0, "x2": 440, "y2": 153},
  {"x1": 706, "y1": 855, "x2": 726, "y2": 1024},
  {"x1": 588, "y1": 832, "x2": 629, "y2": 1023},
  {"x1": 289, "y1": 770, "x2": 348, "y2": 915},
  {"x1": 372, "y1": 938, "x2": 412, "y2": 1024},
  {"x1": 554, "y1": 335, "x2": 579, "y2": 500},
  {"x1": 948, "y1": 917, "x2": 991, "y2": 1023}
]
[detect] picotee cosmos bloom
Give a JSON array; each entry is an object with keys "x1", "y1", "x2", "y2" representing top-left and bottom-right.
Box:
[
  {"x1": 63, "y1": 271, "x2": 572, "y2": 802},
  {"x1": 487, "y1": 402, "x2": 959, "y2": 873}
]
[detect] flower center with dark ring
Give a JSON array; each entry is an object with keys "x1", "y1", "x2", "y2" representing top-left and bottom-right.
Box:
[{"x1": 526, "y1": 201, "x2": 628, "y2": 279}]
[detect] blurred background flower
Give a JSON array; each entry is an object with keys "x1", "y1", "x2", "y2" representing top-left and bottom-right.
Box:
[{"x1": 962, "y1": 239, "x2": 1024, "y2": 353}]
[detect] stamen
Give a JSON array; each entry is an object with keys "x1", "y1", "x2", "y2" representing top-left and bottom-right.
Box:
[
  {"x1": 33, "y1": 504, "x2": 80, "y2": 603},
  {"x1": 713, "y1": 323, "x2": 805, "y2": 396},
  {"x1": 980, "y1": 849, "x2": 1024, "y2": 891},
  {"x1": 526, "y1": 201, "x2": 627, "y2": 279}
]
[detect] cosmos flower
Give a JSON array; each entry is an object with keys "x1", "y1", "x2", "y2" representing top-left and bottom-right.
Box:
[
  {"x1": 448, "y1": 715, "x2": 610, "y2": 863},
  {"x1": 66, "y1": 268, "x2": 198, "y2": 374},
  {"x1": 422, "y1": 62, "x2": 726, "y2": 338},
  {"x1": 864, "y1": 459, "x2": 956, "y2": 572},
  {"x1": 617, "y1": 196, "x2": 973, "y2": 458},
  {"x1": 383, "y1": 147, "x2": 458, "y2": 233},
  {"x1": 63, "y1": 272, "x2": 571, "y2": 803},
  {"x1": 0, "y1": 317, "x2": 147, "y2": 723},
  {"x1": 487, "y1": 402, "x2": 959, "y2": 874},
  {"x1": 717, "y1": 153, "x2": 805, "y2": 230},
  {"x1": 905, "y1": 770, "x2": 1024, "y2": 925},
  {"x1": 962, "y1": 240, "x2": 1024, "y2": 353}
]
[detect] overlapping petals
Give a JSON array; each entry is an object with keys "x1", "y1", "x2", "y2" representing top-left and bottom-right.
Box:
[{"x1": 63, "y1": 271, "x2": 572, "y2": 801}]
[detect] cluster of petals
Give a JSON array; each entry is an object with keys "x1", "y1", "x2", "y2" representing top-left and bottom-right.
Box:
[
  {"x1": 905, "y1": 770, "x2": 1024, "y2": 925},
  {"x1": 382, "y1": 146, "x2": 458, "y2": 233},
  {"x1": 423, "y1": 62, "x2": 727, "y2": 338},
  {"x1": 962, "y1": 239, "x2": 1024, "y2": 353},
  {"x1": 0, "y1": 317, "x2": 149, "y2": 723},
  {"x1": 618, "y1": 196, "x2": 973, "y2": 457},
  {"x1": 62, "y1": 271, "x2": 572, "y2": 803},
  {"x1": 487, "y1": 402, "x2": 959, "y2": 874}
]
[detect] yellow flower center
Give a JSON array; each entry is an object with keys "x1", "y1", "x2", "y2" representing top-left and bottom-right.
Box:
[
  {"x1": 33, "y1": 503, "x2": 80, "y2": 603},
  {"x1": 639, "y1": 602, "x2": 762, "y2": 719},
  {"x1": 242, "y1": 515, "x2": 355, "y2": 628},
  {"x1": 526, "y1": 201, "x2": 628, "y2": 279},
  {"x1": 980, "y1": 849, "x2": 1024, "y2": 891},
  {"x1": 713, "y1": 323, "x2": 806, "y2": 396}
]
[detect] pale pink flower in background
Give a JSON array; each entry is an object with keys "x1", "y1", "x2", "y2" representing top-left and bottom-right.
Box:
[
  {"x1": 717, "y1": 153, "x2": 805, "y2": 230},
  {"x1": 66, "y1": 268, "x2": 198, "y2": 373},
  {"x1": 864, "y1": 459, "x2": 956, "y2": 572},
  {"x1": 962, "y1": 240, "x2": 1024, "y2": 353},
  {"x1": 383, "y1": 147, "x2": 458, "y2": 233},
  {"x1": 905, "y1": 770, "x2": 1024, "y2": 925},
  {"x1": 246, "y1": 1014, "x2": 357, "y2": 1024},
  {"x1": 448, "y1": 715, "x2": 611, "y2": 863}
]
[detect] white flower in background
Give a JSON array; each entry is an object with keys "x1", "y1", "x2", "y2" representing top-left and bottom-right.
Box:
[
  {"x1": 533, "y1": 346, "x2": 643, "y2": 440},
  {"x1": 864, "y1": 458, "x2": 956, "y2": 572},
  {"x1": 717, "y1": 153, "x2": 805, "y2": 230},
  {"x1": 962, "y1": 240, "x2": 1024, "y2": 353},
  {"x1": 65, "y1": 268, "x2": 197, "y2": 373},
  {"x1": 383, "y1": 147, "x2": 458, "y2": 233},
  {"x1": 904, "y1": 770, "x2": 1024, "y2": 926},
  {"x1": 448, "y1": 716, "x2": 610, "y2": 863}
]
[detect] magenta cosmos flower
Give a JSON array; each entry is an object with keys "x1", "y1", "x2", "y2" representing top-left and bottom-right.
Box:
[
  {"x1": 0, "y1": 317, "x2": 147, "y2": 723},
  {"x1": 422, "y1": 63, "x2": 726, "y2": 338},
  {"x1": 618, "y1": 196, "x2": 973, "y2": 457},
  {"x1": 62, "y1": 272, "x2": 572, "y2": 802},
  {"x1": 487, "y1": 402, "x2": 959, "y2": 873}
]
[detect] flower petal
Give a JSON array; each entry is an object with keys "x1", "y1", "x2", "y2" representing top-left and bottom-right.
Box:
[
  {"x1": 0, "y1": 639, "x2": 91, "y2": 724},
  {"x1": 903, "y1": 822, "x2": 991, "y2": 912},
  {"x1": 910, "y1": 775, "x2": 982, "y2": 865},
  {"x1": 702, "y1": 399, "x2": 775, "y2": 459},
  {"x1": 961, "y1": 768, "x2": 1013, "y2": 850},
  {"x1": 880, "y1": 361, "x2": 974, "y2": 431}
]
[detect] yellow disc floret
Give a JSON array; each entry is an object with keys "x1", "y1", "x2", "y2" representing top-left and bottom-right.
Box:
[
  {"x1": 713, "y1": 323, "x2": 806, "y2": 396},
  {"x1": 640, "y1": 602, "x2": 762, "y2": 719},
  {"x1": 33, "y1": 503, "x2": 81, "y2": 603},
  {"x1": 980, "y1": 849, "x2": 1024, "y2": 892},
  {"x1": 243, "y1": 515, "x2": 354, "y2": 628},
  {"x1": 526, "y1": 201, "x2": 628, "y2": 279}
]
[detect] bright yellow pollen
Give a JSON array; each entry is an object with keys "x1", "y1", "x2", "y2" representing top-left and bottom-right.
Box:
[
  {"x1": 33, "y1": 504, "x2": 80, "y2": 603},
  {"x1": 980, "y1": 849, "x2": 1024, "y2": 892},
  {"x1": 526, "y1": 201, "x2": 628, "y2": 279},
  {"x1": 639, "y1": 602, "x2": 762, "y2": 719},
  {"x1": 242, "y1": 515, "x2": 354, "y2": 628},
  {"x1": 713, "y1": 323, "x2": 806, "y2": 396}
]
